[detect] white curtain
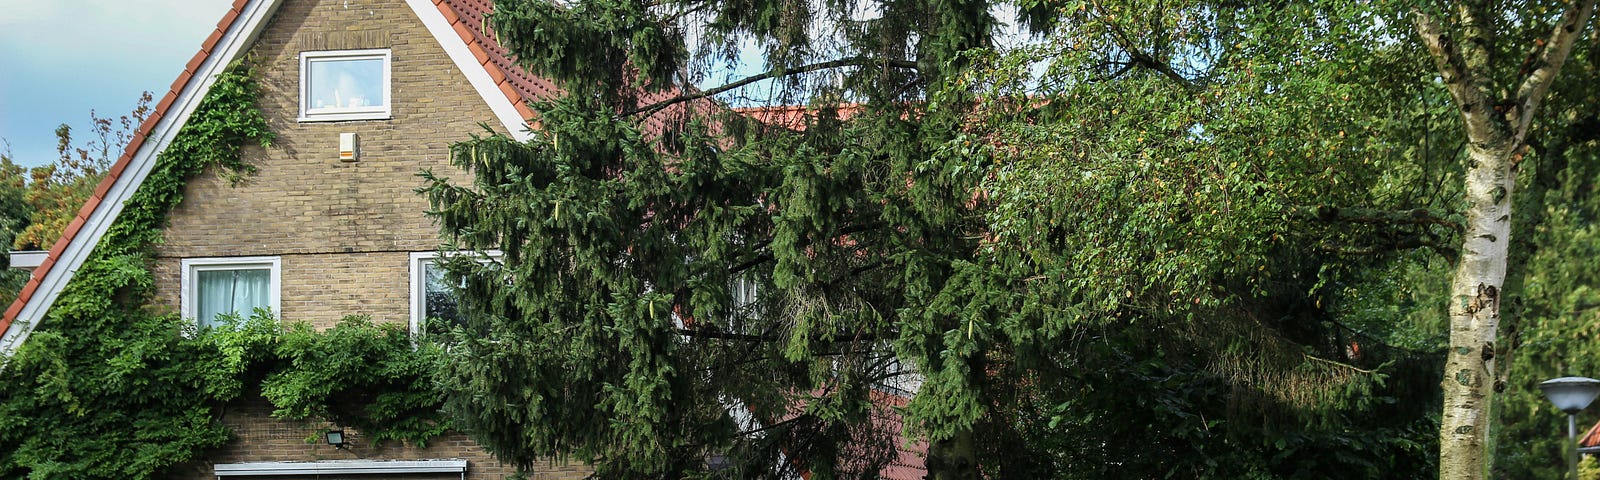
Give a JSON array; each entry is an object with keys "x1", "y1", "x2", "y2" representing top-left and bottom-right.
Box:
[{"x1": 196, "y1": 268, "x2": 270, "y2": 327}]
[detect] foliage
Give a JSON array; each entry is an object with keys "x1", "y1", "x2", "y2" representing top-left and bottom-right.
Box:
[
  {"x1": 1490, "y1": 41, "x2": 1600, "y2": 474},
  {"x1": 420, "y1": 0, "x2": 1476, "y2": 478},
  {"x1": 13, "y1": 92, "x2": 152, "y2": 250},
  {"x1": 953, "y1": 0, "x2": 1599, "y2": 475},
  {"x1": 0, "y1": 62, "x2": 274, "y2": 479},
  {"x1": 0, "y1": 151, "x2": 32, "y2": 306},
  {"x1": 262, "y1": 316, "x2": 450, "y2": 446},
  {"x1": 430, "y1": 0, "x2": 1000, "y2": 477}
]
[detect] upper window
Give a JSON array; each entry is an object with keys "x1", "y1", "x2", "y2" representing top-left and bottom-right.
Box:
[
  {"x1": 300, "y1": 50, "x2": 391, "y2": 121},
  {"x1": 732, "y1": 273, "x2": 758, "y2": 315},
  {"x1": 181, "y1": 257, "x2": 281, "y2": 329},
  {"x1": 410, "y1": 251, "x2": 500, "y2": 337}
]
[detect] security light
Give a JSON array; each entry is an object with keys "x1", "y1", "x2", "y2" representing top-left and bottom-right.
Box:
[{"x1": 325, "y1": 429, "x2": 346, "y2": 448}]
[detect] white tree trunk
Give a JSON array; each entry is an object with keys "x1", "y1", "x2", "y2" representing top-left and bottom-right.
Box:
[
  {"x1": 1413, "y1": 3, "x2": 1595, "y2": 477},
  {"x1": 1437, "y1": 141, "x2": 1515, "y2": 480}
]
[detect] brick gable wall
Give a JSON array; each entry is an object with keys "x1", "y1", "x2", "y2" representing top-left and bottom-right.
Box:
[
  {"x1": 153, "y1": 0, "x2": 492, "y2": 330},
  {"x1": 149, "y1": 1, "x2": 588, "y2": 477}
]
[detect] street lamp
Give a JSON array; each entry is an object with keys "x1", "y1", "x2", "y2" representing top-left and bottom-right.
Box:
[{"x1": 1540, "y1": 376, "x2": 1600, "y2": 480}]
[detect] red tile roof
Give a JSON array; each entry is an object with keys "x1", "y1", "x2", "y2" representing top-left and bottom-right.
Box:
[
  {"x1": 435, "y1": 0, "x2": 723, "y2": 135},
  {"x1": 433, "y1": 0, "x2": 544, "y2": 122},
  {"x1": 1582, "y1": 419, "x2": 1600, "y2": 449},
  {"x1": 733, "y1": 103, "x2": 866, "y2": 132},
  {"x1": 869, "y1": 390, "x2": 930, "y2": 480}
]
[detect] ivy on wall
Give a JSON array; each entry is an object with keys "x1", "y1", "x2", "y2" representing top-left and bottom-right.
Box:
[
  {"x1": 262, "y1": 316, "x2": 451, "y2": 446},
  {"x1": 0, "y1": 61, "x2": 448, "y2": 479}
]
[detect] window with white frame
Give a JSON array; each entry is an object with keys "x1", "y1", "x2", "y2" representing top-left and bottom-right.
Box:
[
  {"x1": 299, "y1": 49, "x2": 391, "y2": 121},
  {"x1": 410, "y1": 251, "x2": 500, "y2": 337},
  {"x1": 732, "y1": 272, "x2": 759, "y2": 315},
  {"x1": 181, "y1": 257, "x2": 281, "y2": 328}
]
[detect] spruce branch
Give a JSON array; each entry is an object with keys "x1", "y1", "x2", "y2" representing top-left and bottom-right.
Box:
[{"x1": 628, "y1": 57, "x2": 919, "y2": 117}]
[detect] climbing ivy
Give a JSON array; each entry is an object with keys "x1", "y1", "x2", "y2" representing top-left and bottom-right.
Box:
[
  {"x1": 0, "y1": 60, "x2": 273, "y2": 479},
  {"x1": 262, "y1": 316, "x2": 451, "y2": 447},
  {"x1": 0, "y1": 61, "x2": 447, "y2": 479}
]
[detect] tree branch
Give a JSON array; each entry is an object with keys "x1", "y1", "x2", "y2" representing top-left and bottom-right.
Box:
[
  {"x1": 1097, "y1": 10, "x2": 1198, "y2": 94},
  {"x1": 1511, "y1": 0, "x2": 1599, "y2": 144},
  {"x1": 1291, "y1": 205, "x2": 1463, "y2": 233},
  {"x1": 1316, "y1": 235, "x2": 1454, "y2": 258},
  {"x1": 1412, "y1": 7, "x2": 1501, "y2": 143},
  {"x1": 628, "y1": 57, "x2": 919, "y2": 117},
  {"x1": 677, "y1": 328, "x2": 778, "y2": 342},
  {"x1": 1303, "y1": 353, "x2": 1379, "y2": 375},
  {"x1": 1453, "y1": 1, "x2": 1495, "y2": 87},
  {"x1": 675, "y1": 327, "x2": 896, "y2": 345}
]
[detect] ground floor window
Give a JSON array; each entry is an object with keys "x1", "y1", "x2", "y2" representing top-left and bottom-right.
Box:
[
  {"x1": 181, "y1": 256, "x2": 280, "y2": 328},
  {"x1": 410, "y1": 251, "x2": 499, "y2": 336}
]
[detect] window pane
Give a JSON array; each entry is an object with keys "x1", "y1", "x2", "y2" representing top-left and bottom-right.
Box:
[
  {"x1": 423, "y1": 262, "x2": 463, "y2": 334},
  {"x1": 308, "y1": 57, "x2": 386, "y2": 110},
  {"x1": 196, "y1": 268, "x2": 270, "y2": 328}
]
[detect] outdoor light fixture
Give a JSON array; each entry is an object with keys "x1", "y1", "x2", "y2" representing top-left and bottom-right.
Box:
[
  {"x1": 1540, "y1": 376, "x2": 1600, "y2": 480},
  {"x1": 325, "y1": 429, "x2": 347, "y2": 449}
]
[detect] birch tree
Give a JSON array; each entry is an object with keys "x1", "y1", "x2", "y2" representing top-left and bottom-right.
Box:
[{"x1": 1410, "y1": 2, "x2": 1598, "y2": 477}]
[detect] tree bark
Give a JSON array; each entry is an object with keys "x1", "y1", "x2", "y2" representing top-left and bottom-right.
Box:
[
  {"x1": 1413, "y1": 2, "x2": 1597, "y2": 478},
  {"x1": 1436, "y1": 139, "x2": 1516, "y2": 480}
]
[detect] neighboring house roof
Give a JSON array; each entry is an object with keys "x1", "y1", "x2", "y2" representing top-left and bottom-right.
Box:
[
  {"x1": 1581, "y1": 419, "x2": 1600, "y2": 452},
  {"x1": 732, "y1": 104, "x2": 866, "y2": 132},
  {"x1": 0, "y1": 0, "x2": 547, "y2": 355},
  {"x1": 867, "y1": 391, "x2": 930, "y2": 480}
]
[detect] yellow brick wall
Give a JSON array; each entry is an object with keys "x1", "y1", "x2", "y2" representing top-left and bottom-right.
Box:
[
  {"x1": 149, "y1": 0, "x2": 588, "y2": 477},
  {"x1": 154, "y1": 0, "x2": 493, "y2": 327},
  {"x1": 168, "y1": 394, "x2": 593, "y2": 480}
]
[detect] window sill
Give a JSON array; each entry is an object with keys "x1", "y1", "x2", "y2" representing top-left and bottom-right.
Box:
[{"x1": 297, "y1": 112, "x2": 392, "y2": 123}]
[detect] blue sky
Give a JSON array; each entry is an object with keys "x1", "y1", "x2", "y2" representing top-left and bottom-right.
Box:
[
  {"x1": 0, "y1": 1, "x2": 1028, "y2": 168},
  {"x1": 0, "y1": 0, "x2": 233, "y2": 168}
]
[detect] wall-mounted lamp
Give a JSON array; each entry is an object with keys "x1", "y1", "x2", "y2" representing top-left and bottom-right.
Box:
[{"x1": 325, "y1": 429, "x2": 347, "y2": 449}]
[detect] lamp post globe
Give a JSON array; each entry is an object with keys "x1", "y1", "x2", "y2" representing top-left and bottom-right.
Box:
[
  {"x1": 1541, "y1": 376, "x2": 1600, "y2": 480},
  {"x1": 1541, "y1": 377, "x2": 1600, "y2": 414}
]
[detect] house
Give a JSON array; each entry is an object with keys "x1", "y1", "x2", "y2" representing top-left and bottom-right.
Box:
[
  {"x1": 1581, "y1": 420, "x2": 1600, "y2": 456},
  {"x1": 0, "y1": 0, "x2": 926, "y2": 478},
  {"x1": 0, "y1": 0, "x2": 580, "y2": 477}
]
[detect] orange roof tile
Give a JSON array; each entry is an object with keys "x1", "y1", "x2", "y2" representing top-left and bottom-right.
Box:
[{"x1": 1582, "y1": 419, "x2": 1600, "y2": 448}]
